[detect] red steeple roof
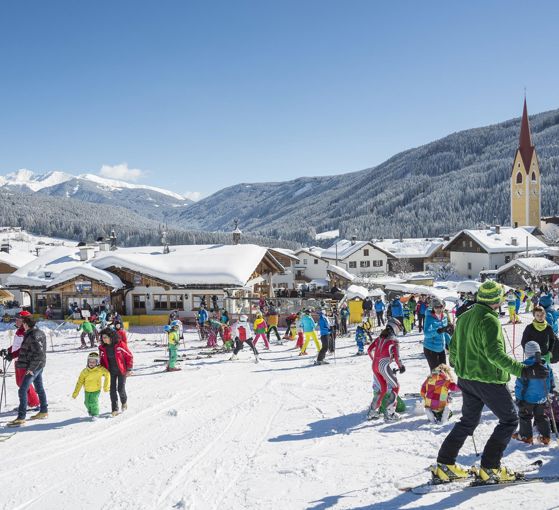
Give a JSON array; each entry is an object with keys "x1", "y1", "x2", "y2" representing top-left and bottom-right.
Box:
[{"x1": 518, "y1": 98, "x2": 534, "y2": 172}]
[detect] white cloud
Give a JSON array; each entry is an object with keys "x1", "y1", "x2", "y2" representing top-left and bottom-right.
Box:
[
  {"x1": 183, "y1": 191, "x2": 202, "y2": 202},
  {"x1": 99, "y1": 163, "x2": 145, "y2": 182}
]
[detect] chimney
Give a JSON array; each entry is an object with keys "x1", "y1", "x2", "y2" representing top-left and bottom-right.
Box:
[
  {"x1": 232, "y1": 219, "x2": 242, "y2": 245},
  {"x1": 79, "y1": 246, "x2": 94, "y2": 261},
  {"x1": 495, "y1": 225, "x2": 501, "y2": 234},
  {"x1": 109, "y1": 229, "x2": 118, "y2": 251},
  {"x1": 511, "y1": 237, "x2": 518, "y2": 246},
  {"x1": 351, "y1": 235, "x2": 357, "y2": 245}
]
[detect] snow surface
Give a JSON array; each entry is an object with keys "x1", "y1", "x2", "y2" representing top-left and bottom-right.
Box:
[
  {"x1": 315, "y1": 229, "x2": 340, "y2": 241},
  {"x1": 497, "y1": 257, "x2": 559, "y2": 276},
  {"x1": 445, "y1": 227, "x2": 548, "y2": 254},
  {"x1": 374, "y1": 238, "x2": 444, "y2": 259},
  {"x1": 80, "y1": 174, "x2": 186, "y2": 201},
  {"x1": 1, "y1": 308, "x2": 558, "y2": 509}
]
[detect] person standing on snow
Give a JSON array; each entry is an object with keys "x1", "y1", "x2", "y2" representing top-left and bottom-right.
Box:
[
  {"x1": 315, "y1": 310, "x2": 332, "y2": 365},
  {"x1": 253, "y1": 312, "x2": 270, "y2": 350},
  {"x1": 340, "y1": 303, "x2": 350, "y2": 335},
  {"x1": 374, "y1": 297, "x2": 386, "y2": 327},
  {"x1": 390, "y1": 296, "x2": 405, "y2": 335},
  {"x1": 266, "y1": 302, "x2": 282, "y2": 345},
  {"x1": 72, "y1": 352, "x2": 110, "y2": 419},
  {"x1": 423, "y1": 298, "x2": 453, "y2": 371},
  {"x1": 520, "y1": 305, "x2": 558, "y2": 363},
  {"x1": 229, "y1": 315, "x2": 259, "y2": 363},
  {"x1": 432, "y1": 280, "x2": 549, "y2": 484},
  {"x1": 300, "y1": 309, "x2": 321, "y2": 356},
  {"x1": 362, "y1": 296, "x2": 373, "y2": 320},
  {"x1": 7, "y1": 316, "x2": 49, "y2": 427},
  {"x1": 416, "y1": 296, "x2": 428, "y2": 333},
  {"x1": 366, "y1": 318, "x2": 405, "y2": 421}
]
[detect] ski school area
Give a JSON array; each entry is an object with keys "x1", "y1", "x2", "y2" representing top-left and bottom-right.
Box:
[{"x1": 0, "y1": 305, "x2": 558, "y2": 510}]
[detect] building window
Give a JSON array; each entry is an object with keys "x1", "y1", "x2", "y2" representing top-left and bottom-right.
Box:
[
  {"x1": 467, "y1": 262, "x2": 472, "y2": 270},
  {"x1": 153, "y1": 294, "x2": 184, "y2": 310},
  {"x1": 132, "y1": 294, "x2": 146, "y2": 310},
  {"x1": 531, "y1": 172, "x2": 537, "y2": 182},
  {"x1": 516, "y1": 172, "x2": 523, "y2": 184},
  {"x1": 373, "y1": 260, "x2": 383, "y2": 267},
  {"x1": 360, "y1": 260, "x2": 371, "y2": 268},
  {"x1": 363, "y1": 249, "x2": 369, "y2": 256},
  {"x1": 462, "y1": 240, "x2": 466, "y2": 247},
  {"x1": 348, "y1": 261, "x2": 357, "y2": 269},
  {"x1": 314, "y1": 259, "x2": 318, "y2": 265},
  {"x1": 468, "y1": 240, "x2": 473, "y2": 248},
  {"x1": 505, "y1": 256, "x2": 511, "y2": 263},
  {"x1": 192, "y1": 294, "x2": 220, "y2": 310},
  {"x1": 303, "y1": 259, "x2": 308, "y2": 265}
]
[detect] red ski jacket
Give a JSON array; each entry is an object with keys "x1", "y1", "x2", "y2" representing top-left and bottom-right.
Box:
[{"x1": 99, "y1": 341, "x2": 133, "y2": 375}]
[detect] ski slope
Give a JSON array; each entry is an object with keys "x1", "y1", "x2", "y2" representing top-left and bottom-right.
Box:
[{"x1": 0, "y1": 312, "x2": 558, "y2": 509}]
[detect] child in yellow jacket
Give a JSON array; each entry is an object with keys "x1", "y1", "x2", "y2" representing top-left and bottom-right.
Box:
[{"x1": 72, "y1": 352, "x2": 110, "y2": 419}]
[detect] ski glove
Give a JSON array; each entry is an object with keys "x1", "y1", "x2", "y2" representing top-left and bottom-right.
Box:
[
  {"x1": 399, "y1": 365, "x2": 406, "y2": 374},
  {"x1": 436, "y1": 326, "x2": 448, "y2": 334},
  {"x1": 521, "y1": 363, "x2": 549, "y2": 379}
]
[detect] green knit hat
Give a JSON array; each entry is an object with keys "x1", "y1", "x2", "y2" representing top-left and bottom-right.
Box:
[{"x1": 477, "y1": 280, "x2": 504, "y2": 305}]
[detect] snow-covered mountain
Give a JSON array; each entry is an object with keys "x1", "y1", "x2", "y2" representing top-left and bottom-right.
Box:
[{"x1": 0, "y1": 170, "x2": 192, "y2": 222}]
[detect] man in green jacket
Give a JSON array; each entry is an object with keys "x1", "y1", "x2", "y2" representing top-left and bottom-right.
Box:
[
  {"x1": 78, "y1": 317, "x2": 96, "y2": 348},
  {"x1": 432, "y1": 280, "x2": 549, "y2": 484}
]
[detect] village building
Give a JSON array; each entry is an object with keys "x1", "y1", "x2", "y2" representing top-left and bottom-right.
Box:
[
  {"x1": 496, "y1": 256, "x2": 559, "y2": 287},
  {"x1": 373, "y1": 237, "x2": 447, "y2": 273},
  {"x1": 443, "y1": 226, "x2": 548, "y2": 279},
  {"x1": 292, "y1": 247, "x2": 330, "y2": 286},
  {"x1": 320, "y1": 239, "x2": 392, "y2": 277},
  {"x1": 7, "y1": 243, "x2": 284, "y2": 319}
]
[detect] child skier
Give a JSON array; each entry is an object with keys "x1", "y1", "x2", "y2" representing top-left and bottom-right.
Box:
[
  {"x1": 72, "y1": 352, "x2": 110, "y2": 420},
  {"x1": 253, "y1": 312, "x2": 270, "y2": 349},
  {"x1": 366, "y1": 318, "x2": 406, "y2": 421},
  {"x1": 77, "y1": 317, "x2": 96, "y2": 348},
  {"x1": 506, "y1": 290, "x2": 519, "y2": 324},
  {"x1": 99, "y1": 328, "x2": 133, "y2": 416},
  {"x1": 512, "y1": 341, "x2": 555, "y2": 445},
  {"x1": 355, "y1": 323, "x2": 368, "y2": 355},
  {"x1": 295, "y1": 311, "x2": 304, "y2": 349},
  {"x1": 420, "y1": 364, "x2": 459, "y2": 424},
  {"x1": 300, "y1": 309, "x2": 321, "y2": 356},
  {"x1": 165, "y1": 324, "x2": 181, "y2": 372},
  {"x1": 230, "y1": 315, "x2": 259, "y2": 363}
]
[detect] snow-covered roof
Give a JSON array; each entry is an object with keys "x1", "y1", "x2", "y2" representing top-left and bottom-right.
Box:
[
  {"x1": 445, "y1": 227, "x2": 548, "y2": 254},
  {"x1": 315, "y1": 229, "x2": 339, "y2": 241},
  {"x1": 269, "y1": 247, "x2": 299, "y2": 261},
  {"x1": 497, "y1": 257, "x2": 559, "y2": 276},
  {"x1": 373, "y1": 238, "x2": 444, "y2": 259},
  {"x1": 346, "y1": 284, "x2": 370, "y2": 300},
  {"x1": 92, "y1": 244, "x2": 277, "y2": 287},
  {"x1": 8, "y1": 243, "x2": 281, "y2": 289},
  {"x1": 0, "y1": 249, "x2": 36, "y2": 270},
  {"x1": 321, "y1": 240, "x2": 378, "y2": 260},
  {"x1": 327, "y1": 264, "x2": 355, "y2": 282},
  {"x1": 7, "y1": 246, "x2": 124, "y2": 289},
  {"x1": 294, "y1": 247, "x2": 325, "y2": 259}
]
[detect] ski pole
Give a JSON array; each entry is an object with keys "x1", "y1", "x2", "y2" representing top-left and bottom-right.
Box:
[
  {"x1": 0, "y1": 356, "x2": 10, "y2": 413},
  {"x1": 471, "y1": 433, "x2": 480, "y2": 457}
]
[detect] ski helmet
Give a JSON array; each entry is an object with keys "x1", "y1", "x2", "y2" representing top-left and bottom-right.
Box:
[
  {"x1": 87, "y1": 352, "x2": 100, "y2": 365},
  {"x1": 430, "y1": 298, "x2": 444, "y2": 309},
  {"x1": 240, "y1": 314, "x2": 248, "y2": 322},
  {"x1": 171, "y1": 320, "x2": 181, "y2": 328},
  {"x1": 163, "y1": 325, "x2": 172, "y2": 332},
  {"x1": 386, "y1": 318, "x2": 403, "y2": 335}
]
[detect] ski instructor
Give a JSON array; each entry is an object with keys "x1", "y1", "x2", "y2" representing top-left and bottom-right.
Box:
[{"x1": 432, "y1": 280, "x2": 549, "y2": 484}]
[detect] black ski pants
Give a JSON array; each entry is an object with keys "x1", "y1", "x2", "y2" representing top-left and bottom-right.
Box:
[
  {"x1": 317, "y1": 334, "x2": 332, "y2": 362},
  {"x1": 437, "y1": 378, "x2": 518, "y2": 469},
  {"x1": 233, "y1": 338, "x2": 258, "y2": 356},
  {"x1": 376, "y1": 312, "x2": 385, "y2": 327},
  {"x1": 340, "y1": 317, "x2": 348, "y2": 335},
  {"x1": 110, "y1": 372, "x2": 127, "y2": 412},
  {"x1": 518, "y1": 401, "x2": 551, "y2": 439},
  {"x1": 423, "y1": 347, "x2": 446, "y2": 371},
  {"x1": 266, "y1": 326, "x2": 281, "y2": 342},
  {"x1": 417, "y1": 314, "x2": 425, "y2": 332}
]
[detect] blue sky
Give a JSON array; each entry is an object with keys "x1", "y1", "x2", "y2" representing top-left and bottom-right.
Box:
[{"x1": 1, "y1": 1, "x2": 558, "y2": 199}]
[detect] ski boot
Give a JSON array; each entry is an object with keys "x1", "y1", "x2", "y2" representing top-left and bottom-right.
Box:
[
  {"x1": 538, "y1": 435, "x2": 551, "y2": 445},
  {"x1": 512, "y1": 432, "x2": 533, "y2": 444},
  {"x1": 30, "y1": 412, "x2": 48, "y2": 420},
  {"x1": 6, "y1": 418, "x2": 26, "y2": 428},
  {"x1": 229, "y1": 354, "x2": 238, "y2": 361},
  {"x1": 121, "y1": 403, "x2": 128, "y2": 411},
  {"x1": 430, "y1": 463, "x2": 471, "y2": 483},
  {"x1": 298, "y1": 351, "x2": 308, "y2": 356},
  {"x1": 384, "y1": 411, "x2": 401, "y2": 422},
  {"x1": 254, "y1": 356, "x2": 260, "y2": 364},
  {"x1": 366, "y1": 405, "x2": 381, "y2": 421},
  {"x1": 476, "y1": 465, "x2": 519, "y2": 484},
  {"x1": 111, "y1": 411, "x2": 119, "y2": 417},
  {"x1": 355, "y1": 351, "x2": 364, "y2": 356}
]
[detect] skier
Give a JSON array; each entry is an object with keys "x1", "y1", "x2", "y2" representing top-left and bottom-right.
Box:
[
  {"x1": 72, "y1": 352, "x2": 110, "y2": 419},
  {"x1": 300, "y1": 309, "x2": 321, "y2": 356},
  {"x1": 114, "y1": 321, "x2": 128, "y2": 347},
  {"x1": 432, "y1": 280, "x2": 548, "y2": 484},
  {"x1": 1, "y1": 311, "x2": 40, "y2": 411},
  {"x1": 407, "y1": 295, "x2": 417, "y2": 330},
  {"x1": 524, "y1": 287, "x2": 534, "y2": 313},
  {"x1": 374, "y1": 297, "x2": 386, "y2": 327},
  {"x1": 266, "y1": 302, "x2": 282, "y2": 345},
  {"x1": 99, "y1": 328, "x2": 133, "y2": 416},
  {"x1": 420, "y1": 364, "x2": 459, "y2": 424},
  {"x1": 416, "y1": 297, "x2": 427, "y2": 333},
  {"x1": 315, "y1": 310, "x2": 332, "y2": 365},
  {"x1": 512, "y1": 341, "x2": 554, "y2": 445},
  {"x1": 390, "y1": 296, "x2": 405, "y2": 335},
  {"x1": 328, "y1": 308, "x2": 338, "y2": 352},
  {"x1": 423, "y1": 298, "x2": 453, "y2": 371},
  {"x1": 229, "y1": 315, "x2": 259, "y2": 363},
  {"x1": 520, "y1": 305, "x2": 558, "y2": 363},
  {"x1": 354, "y1": 323, "x2": 367, "y2": 355},
  {"x1": 366, "y1": 318, "x2": 405, "y2": 421},
  {"x1": 77, "y1": 317, "x2": 96, "y2": 348},
  {"x1": 7, "y1": 315, "x2": 49, "y2": 427},
  {"x1": 283, "y1": 312, "x2": 297, "y2": 340},
  {"x1": 538, "y1": 293, "x2": 559, "y2": 335},
  {"x1": 506, "y1": 289, "x2": 519, "y2": 324},
  {"x1": 340, "y1": 303, "x2": 350, "y2": 335},
  {"x1": 197, "y1": 305, "x2": 209, "y2": 340},
  {"x1": 220, "y1": 310, "x2": 232, "y2": 350},
  {"x1": 164, "y1": 323, "x2": 181, "y2": 372},
  {"x1": 295, "y1": 311, "x2": 304, "y2": 349},
  {"x1": 362, "y1": 296, "x2": 373, "y2": 320},
  {"x1": 253, "y1": 312, "x2": 270, "y2": 350}
]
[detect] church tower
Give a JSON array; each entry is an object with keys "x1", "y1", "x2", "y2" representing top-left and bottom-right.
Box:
[{"x1": 510, "y1": 98, "x2": 541, "y2": 228}]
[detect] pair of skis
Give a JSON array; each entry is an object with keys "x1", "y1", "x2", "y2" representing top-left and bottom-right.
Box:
[{"x1": 400, "y1": 460, "x2": 559, "y2": 494}]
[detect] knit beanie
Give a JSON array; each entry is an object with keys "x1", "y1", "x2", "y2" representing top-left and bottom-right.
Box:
[
  {"x1": 476, "y1": 280, "x2": 504, "y2": 305},
  {"x1": 524, "y1": 341, "x2": 541, "y2": 359}
]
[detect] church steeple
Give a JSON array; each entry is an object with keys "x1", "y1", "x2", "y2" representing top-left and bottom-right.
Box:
[
  {"x1": 510, "y1": 97, "x2": 541, "y2": 228},
  {"x1": 518, "y1": 98, "x2": 534, "y2": 172}
]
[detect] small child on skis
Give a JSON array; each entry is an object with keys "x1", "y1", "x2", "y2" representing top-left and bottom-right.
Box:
[
  {"x1": 229, "y1": 315, "x2": 259, "y2": 363},
  {"x1": 366, "y1": 318, "x2": 406, "y2": 421},
  {"x1": 355, "y1": 323, "x2": 367, "y2": 355},
  {"x1": 512, "y1": 341, "x2": 555, "y2": 445},
  {"x1": 420, "y1": 364, "x2": 459, "y2": 424},
  {"x1": 72, "y1": 352, "x2": 110, "y2": 420},
  {"x1": 164, "y1": 324, "x2": 182, "y2": 372},
  {"x1": 253, "y1": 312, "x2": 270, "y2": 350}
]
